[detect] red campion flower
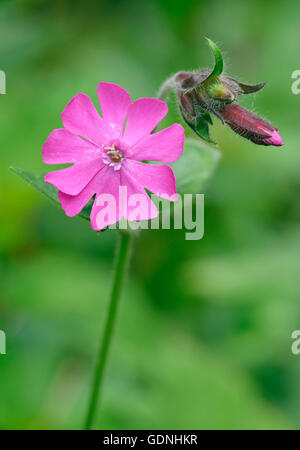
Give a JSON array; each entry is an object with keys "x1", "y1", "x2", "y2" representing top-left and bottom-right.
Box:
[{"x1": 42, "y1": 82, "x2": 185, "y2": 230}]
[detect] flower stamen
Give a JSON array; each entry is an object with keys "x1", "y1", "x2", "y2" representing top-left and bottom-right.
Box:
[{"x1": 103, "y1": 142, "x2": 124, "y2": 170}]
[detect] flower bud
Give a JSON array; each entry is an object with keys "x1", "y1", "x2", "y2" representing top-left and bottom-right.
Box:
[
  {"x1": 220, "y1": 104, "x2": 283, "y2": 146},
  {"x1": 159, "y1": 38, "x2": 283, "y2": 147},
  {"x1": 205, "y1": 81, "x2": 235, "y2": 102}
]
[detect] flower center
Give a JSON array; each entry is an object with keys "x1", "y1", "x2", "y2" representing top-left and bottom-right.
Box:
[
  {"x1": 107, "y1": 148, "x2": 123, "y2": 163},
  {"x1": 102, "y1": 143, "x2": 124, "y2": 171}
]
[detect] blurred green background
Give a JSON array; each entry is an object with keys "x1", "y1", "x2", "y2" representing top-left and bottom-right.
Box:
[{"x1": 1, "y1": 0, "x2": 300, "y2": 430}]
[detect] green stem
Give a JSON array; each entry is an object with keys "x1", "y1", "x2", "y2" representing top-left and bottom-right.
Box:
[{"x1": 84, "y1": 231, "x2": 132, "y2": 430}]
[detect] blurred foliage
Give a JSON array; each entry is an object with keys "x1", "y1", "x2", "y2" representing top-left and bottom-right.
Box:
[{"x1": 1, "y1": 0, "x2": 300, "y2": 430}]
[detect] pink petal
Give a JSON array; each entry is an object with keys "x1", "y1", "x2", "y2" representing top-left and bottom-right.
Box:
[
  {"x1": 122, "y1": 98, "x2": 168, "y2": 146},
  {"x1": 97, "y1": 82, "x2": 131, "y2": 138},
  {"x1": 58, "y1": 175, "x2": 98, "y2": 217},
  {"x1": 126, "y1": 123, "x2": 185, "y2": 162},
  {"x1": 61, "y1": 93, "x2": 108, "y2": 147},
  {"x1": 259, "y1": 127, "x2": 284, "y2": 146},
  {"x1": 120, "y1": 169, "x2": 158, "y2": 221},
  {"x1": 45, "y1": 158, "x2": 103, "y2": 196},
  {"x1": 42, "y1": 128, "x2": 101, "y2": 165},
  {"x1": 122, "y1": 159, "x2": 178, "y2": 201},
  {"x1": 90, "y1": 167, "x2": 122, "y2": 231}
]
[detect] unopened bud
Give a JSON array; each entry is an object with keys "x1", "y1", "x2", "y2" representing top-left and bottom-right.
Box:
[
  {"x1": 204, "y1": 80, "x2": 235, "y2": 102},
  {"x1": 158, "y1": 38, "x2": 282, "y2": 147},
  {"x1": 220, "y1": 104, "x2": 283, "y2": 146}
]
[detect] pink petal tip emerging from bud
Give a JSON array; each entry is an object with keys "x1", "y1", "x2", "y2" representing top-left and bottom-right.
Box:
[{"x1": 260, "y1": 128, "x2": 284, "y2": 146}]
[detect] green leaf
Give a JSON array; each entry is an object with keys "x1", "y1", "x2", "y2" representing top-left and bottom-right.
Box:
[
  {"x1": 10, "y1": 166, "x2": 92, "y2": 221},
  {"x1": 205, "y1": 37, "x2": 223, "y2": 80},
  {"x1": 171, "y1": 138, "x2": 220, "y2": 194}
]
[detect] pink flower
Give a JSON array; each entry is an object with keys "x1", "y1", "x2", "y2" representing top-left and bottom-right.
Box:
[{"x1": 42, "y1": 83, "x2": 185, "y2": 230}]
